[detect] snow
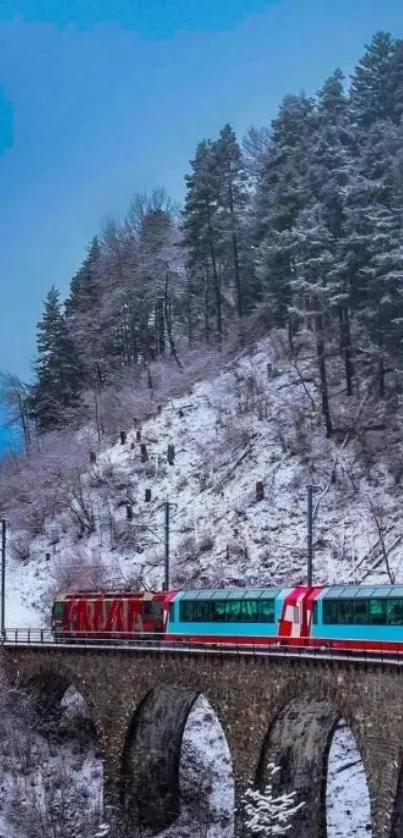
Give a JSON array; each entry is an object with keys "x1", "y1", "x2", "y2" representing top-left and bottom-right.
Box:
[
  {"x1": 160, "y1": 695, "x2": 234, "y2": 838},
  {"x1": 0, "y1": 685, "x2": 103, "y2": 838},
  {"x1": 1, "y1": 332, "x2": 398, "y2": 835},
  {"x1": 327, "y1": 723, "x2": 372, "y2": 837}
]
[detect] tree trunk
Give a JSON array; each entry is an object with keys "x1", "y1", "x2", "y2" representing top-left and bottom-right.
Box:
[
  {"x1": 204, "y1": 270, "x2": 210, "y2": 344},
  {"x1": 17, "y1": 394, "x2": 31, "y2": 454},
  {"x1": 207, "y1": 217, "x2": 222, "y2": 346},
  {"x1": 315, "y1": 313, "x2": 333, "y2": 437},
  {"x1": 186, "y1": 272, "x2": 193, "y2": 347},
  {"x1": 288, "y1": 316, "x2": 294, "y2": 353},
  {"x1": 164, "y1": 274, "x2": 182, "y2": 369},
  {"x1": 379, "y1": 354, "x2": 386, "y2": 399},
  {"x1": 155, "y1": 298, "x2": 165, "y2": 357},
  {"x1": 339, "y1": 306, "x2": 354, "y2": 397},
  {"x1": 228, "y1": 183, "x2": 243, "y2": 320}
]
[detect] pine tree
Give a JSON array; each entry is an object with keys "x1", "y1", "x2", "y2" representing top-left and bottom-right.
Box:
[
  {"x1": 243, "y1": 764, "x2": 304, "y2": 836},
  {"x1": 29, "y1": 287, "x2": 84, "y2": 431},
  {"x1": 182, "y1": 140, "x2": 223, "y2": 344},
  {"x1": 253, "y1": 94, "x2": 315, "y2": 333},
  {"x1": 343, "y1": 120, "x2": 403, "y2": 396},
  {"x1": 308, "y1": 70, "x2": 356, "y2": 395},
  {"x1": 350, "y1": 32, "x2": 397, "y2": 127},
  {"x1": 213, "y1": 123, "x2": 248, "y2": 320},
  {"x1": 389, "y1": 38, "x2": 403, "y2": 123},
  {"x1": 290, "y1": 205, "x2": 336, "y2": 436},
  {"x1": 65, "y1": 237, "x2": 106, "y2": 388}
]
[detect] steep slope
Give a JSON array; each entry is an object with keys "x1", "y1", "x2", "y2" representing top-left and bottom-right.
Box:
[{"x1": 4, "y1": 332, "x2": 403, "y2": 627}]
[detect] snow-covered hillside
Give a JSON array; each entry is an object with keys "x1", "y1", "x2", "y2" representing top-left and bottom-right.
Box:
[
  {"x1": 4, "y1": 332, "x2": 403, "y2": 628},
  {"x1": 3, "y1": 330, "x2": 397, "y2": 838}
]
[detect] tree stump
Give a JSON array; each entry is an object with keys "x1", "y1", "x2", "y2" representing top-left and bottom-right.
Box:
[
  {"x1": 136, "y1": 430, "x2": 141, "y2": 442},
  {"x1": 256, "y1": 481, "x2": 264, "y2": 502},
  {"x1": 140, "y1": 443, "x2": 148, "y2": 462},
  {"x1": 167, "y1": 444, "x2": 175, "y2": 465},
  {"x1": 145, "y1": 488, "x2": 152, "y2": 503},
  {"x1": 126, "y1": 504, "x2": 133, "y2": 521},
  {"x1": 89, "y1": 450, "x2": 96, "y2": 464},
  {"x1": 120, "y1": 431, "x2": 127, "y2": 445}
]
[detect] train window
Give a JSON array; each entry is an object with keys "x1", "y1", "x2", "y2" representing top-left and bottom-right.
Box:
[
  {"x1": 180, "y1": 601, "x2": 195, "y2": 621},
  {"x1": 324, "y1": 597, "x2": 403, "y2": 626},
  {"x1": 339, "y1": 600, "x2": 354, "y2": 623},
  {"x1": 312, "y1": 602, "x2": 318, "y2": 625},
  {"x1": 241, "y1": 600, "x2": 259, "y2": 622},
  {"x1": 369, "y1": 599, "x2": 387, "y2": 625},
  {"x1": 323, "y1": 600, "x2": 339, "y2": 624},
  {"x1": 53, "y1": 602, "x2": 63, "y2": 616},
  {"x1": 387, "y1": 599, "x2": 403, "y2": 625},
  {"x1": 144, "y1": 602, "x2": 163, "y2": 618},
  {"x1": 211, "y1": 601, "x2": 242, "y2": 621},
  {"x1": 258, "y1": 600, "x2": 275, "y2": 623},
  {"x1": 180, "y1": 598, "x2": 275, "y2": 623},
  {"x1": 354, "y1": 600, "x2": 368, "y2": 624},
  {"x1": 169, "y1": 604, "x2": 175, "y2": 622},
  {"x1": 181, "y1": 601, "x2": 213, "y2": 621}
]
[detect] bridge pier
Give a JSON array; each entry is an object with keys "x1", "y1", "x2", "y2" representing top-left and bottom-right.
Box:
[{"x1": 120, "y1": 684, "x2": 200, "y2": 834}]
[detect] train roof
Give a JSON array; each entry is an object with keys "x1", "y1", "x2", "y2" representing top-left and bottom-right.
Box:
[
  {"x1": 321, "y1": 585, "x2": 403, "y2": 599},
  {"x1": 55, "y1": 589, "x2": 162, "y2": 599},
  {"x1": 179, "y1": 588, "x2": 291, "y2": 601}
]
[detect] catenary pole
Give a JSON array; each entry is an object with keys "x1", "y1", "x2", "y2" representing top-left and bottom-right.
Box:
[
  {"x1": 306, "y1": 486, "x2": 313, "y2": 587},
  {"x1": 164, "y1": 501, "x2": 170, "y2": 592},
  {"x1": 1, "y1": 519, "x2": 6, "y2": 639}
]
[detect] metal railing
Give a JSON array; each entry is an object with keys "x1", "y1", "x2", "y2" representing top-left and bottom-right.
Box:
[{"x1": 3, "y1": 628, "x2": 403, "y2": 667}]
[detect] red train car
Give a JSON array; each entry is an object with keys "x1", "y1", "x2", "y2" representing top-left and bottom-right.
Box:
[{"x1": 51, "y1": 589, "x2": 176, "y2": 642}]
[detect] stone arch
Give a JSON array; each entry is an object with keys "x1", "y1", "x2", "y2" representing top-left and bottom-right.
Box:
[
  {"x1": 255, "y1": 687, "x2": 373, "y2": 838},
  {"x1": 121, "y1": 683, "x2": 201, "y2": 834},
  {"x1": 18, "y1": 663, "x2": 103, "y2": 745}
]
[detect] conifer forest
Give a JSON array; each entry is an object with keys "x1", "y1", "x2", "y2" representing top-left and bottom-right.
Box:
[{"x1": 8, "y1": 31, "x2": 403, "y2": 443}]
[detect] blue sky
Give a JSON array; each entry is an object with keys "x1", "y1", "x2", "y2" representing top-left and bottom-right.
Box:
[{"x1": 1, "y1": 0, "x2": 403, "y2": 446}]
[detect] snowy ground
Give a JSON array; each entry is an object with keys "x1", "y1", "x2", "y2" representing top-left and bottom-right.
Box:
[
  {"x1": 0, "y1": 686, "x2": 103, "y2": 838},
  {"x1": 327, "y1": 723, "x2": 371, "y2": 837}
]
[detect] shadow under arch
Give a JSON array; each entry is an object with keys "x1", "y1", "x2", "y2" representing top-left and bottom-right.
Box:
[
  {"x1": 20, "y1": 665, "x2": 102, "y2": 742},
  {"x1": 120, "y1": 683, "x2": 202, "y2": 835},
  {"x1": 255, "y1": 691, "x2": 372, "y2": 838}
]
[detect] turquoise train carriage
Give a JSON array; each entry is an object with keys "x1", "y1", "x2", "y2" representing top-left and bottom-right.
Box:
[{"x1": 165, "y1": 585, "x2": 403, "y2": 653}]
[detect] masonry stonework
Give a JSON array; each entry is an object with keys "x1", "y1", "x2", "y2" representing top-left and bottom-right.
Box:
[{"x1": 1, "y1": 645, "x2": 403, "y2": 838}]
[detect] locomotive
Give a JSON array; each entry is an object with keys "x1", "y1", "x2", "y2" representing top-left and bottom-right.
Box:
[{"x1": 51, "y1": 583, "x2": 403, "y2": 654}]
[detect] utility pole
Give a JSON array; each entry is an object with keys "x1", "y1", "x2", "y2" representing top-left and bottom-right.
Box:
[
  {"x1": 164, "y1": 501, "x2": 170, "y2": 592},
  {"x1": 1, "y1": 519, "x2": 6, "y2": 639},
  {"x1": 306, "y1": 485, "x2": 321, "y2": 587}
]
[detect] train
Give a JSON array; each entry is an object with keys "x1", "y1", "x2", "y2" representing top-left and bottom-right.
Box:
[{"x1": 50, "y1": 583, "x2": 403, "y2": 654}]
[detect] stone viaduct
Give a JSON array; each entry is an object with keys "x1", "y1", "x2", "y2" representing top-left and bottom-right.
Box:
[{"x1": 1, "y1": 644, "x2": 403, "y2": 838}]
